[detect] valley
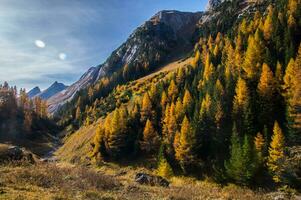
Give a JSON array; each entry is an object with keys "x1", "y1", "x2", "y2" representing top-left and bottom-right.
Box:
[{"x1": 1, "y1": 0, "x2": 301, "y2": 199}]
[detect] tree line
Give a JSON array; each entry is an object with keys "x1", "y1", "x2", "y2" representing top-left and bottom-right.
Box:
[{"x1": 0, "y1": 82, "x2": 48, "y2": 137}]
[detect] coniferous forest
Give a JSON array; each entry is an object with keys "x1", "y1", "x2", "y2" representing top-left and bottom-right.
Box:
[
  {"x1": 59, "y1": 0, "x2": 301, "y2": 189},
  {"x1": 1, "y1": 0, "x2": 301, "y2": 198}
]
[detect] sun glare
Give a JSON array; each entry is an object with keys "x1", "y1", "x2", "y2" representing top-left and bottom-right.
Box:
[{"x1": 35, "y1": 40, "x2": 46, "y2": 48}]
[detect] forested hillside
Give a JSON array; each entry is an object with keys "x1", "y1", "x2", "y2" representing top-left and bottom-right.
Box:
[
  {"x1": 54, "y1": 0, "x2": 301, "y2": 189},
  {"x1": 0, "y1": 82, "x2": 58, "y2": 155}
]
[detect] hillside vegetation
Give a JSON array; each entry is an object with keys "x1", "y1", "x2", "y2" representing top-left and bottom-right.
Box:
[
  {"x1": 0, "y1": 83, "x2": 58, "y2": 155},
  {"x1": 56, "y1": 0, "x2": 301, "y2": 192},
  {"x1": 0, "y1": 162, "x2": 293, "y2": 200},
  {"x1": 1, "y1": 0, "x2": 301, "y2": 199}
]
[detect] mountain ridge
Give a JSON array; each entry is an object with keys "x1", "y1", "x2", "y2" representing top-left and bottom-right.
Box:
[
  {"x1": 27, "y1": 86, "x2": 41, "y2": 98},
  {"x1": 28, "y1": 81, "x2": 68, "y2": 100},
  {"x1": 48, "y1": 10, "x2": 204, "y2": 114}
]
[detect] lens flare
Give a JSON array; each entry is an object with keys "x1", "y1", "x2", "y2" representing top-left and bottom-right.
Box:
[
  {"x1": 35, "y1": 40, "x2": 46, "y2": 48},
  {"x1": 59, "y1": 53, "x2": 67, "y2": 60}
]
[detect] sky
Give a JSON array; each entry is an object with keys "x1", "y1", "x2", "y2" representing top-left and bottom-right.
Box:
[{"x1": 0, "y1": 0, "x2": 207, "y2": 90}]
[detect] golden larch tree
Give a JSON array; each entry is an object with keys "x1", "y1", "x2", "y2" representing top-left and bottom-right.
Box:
[
  {"x1": 168, "y1": 80, "x2": 178, "y2": 101},
  {"x1": 142, "y1": 119, "x2": 160, "y2": 153},
  {"x1": 268, "y1": 121, "x2": 285, "y2": 183},
  {"x1": 183, "y1": 89, "x2": 193, "y2": 114},
  {"x1": 174, "y1": 116, "x2": 196, "y2": 173},
  {"x1": 233, "y1": 77, "x2": 250, "y2": 115},
  {"x1": 141, "y1": 92, "x2": 152, "y2": 123}
]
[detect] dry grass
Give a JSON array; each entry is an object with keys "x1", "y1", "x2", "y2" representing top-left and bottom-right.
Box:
[
  {"x1": 55, "y1": 121, "x2": 100, "y2": 163},
  {"x1": 0, "y1": 163, "x2": 119, "y2": 200},
  {"x1": 137, "y1": 57, "x2": 192, "y2": 83},
  {"x1": 0, "y1": 162, "x2": 299, "y2": 200}
]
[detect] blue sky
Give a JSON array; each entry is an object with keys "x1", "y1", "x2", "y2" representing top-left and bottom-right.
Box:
[{"x1": 0, "y1": 0, "x2": 207, "y2": 90}]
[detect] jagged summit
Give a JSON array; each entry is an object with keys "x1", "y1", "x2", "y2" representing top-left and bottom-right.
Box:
[
  {"x1": 206, "y1": 0, "x2": 255, "y2": 11},
  {"x1": 38, "y1": 81, "x2": 67, "y2": 100},
  {"x1": 27, "y1": 86, "x2": 41, "y2": 98},
  {"x1": 207, "y1": 0, "x2": 223, "y2": 10},
  {"x1": 150, "y1": 10, "x2": 203, "y2": 32},
  {"x1": 28, "y1": 81, "x2": 67, "y2": 100}
]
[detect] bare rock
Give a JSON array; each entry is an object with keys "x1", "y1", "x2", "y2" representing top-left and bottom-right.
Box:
[
  {"x1": 135, "y1": 173, "x2": 169, "y2": 187},
  {"x1": 0, "y1": 145, "x2": 35, "y2": 164}
]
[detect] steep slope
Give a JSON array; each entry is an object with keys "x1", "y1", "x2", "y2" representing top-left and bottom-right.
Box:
[
  {"x1": 27, "y1": 87, "x2": 41, "y2": 98},
  {"x1": 55, "y1": 57, "x2": 192, "y2": 163},
  {"x1": 47, "y1": 67, "x2": 100, "y2": 113},
  {"x1": 197, "y1": 0, "x2": 271, "y2": 36},
  {"x1": 50, "y1": 0, "x2": 301, "y2": 193},
  {"x1": 48, "y1": 10, "x2": 203, "y2": 114},
  {"x1": 96, "y1": 10, "x2": 202, "y2": 79}
]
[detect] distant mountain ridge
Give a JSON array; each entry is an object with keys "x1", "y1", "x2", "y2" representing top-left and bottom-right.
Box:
[
  {"x1": 27, "y1": 87, "x2": 41, "y2": 98},
  {"x1": 47, "y1": 68, "x2": 100, "y2": 113},
  {"x1": 28, "y1": 81, "x2": 67, "y2": 100},
  {"x1": 48, "y1": 10, "x2": 203, "y2": 114}
]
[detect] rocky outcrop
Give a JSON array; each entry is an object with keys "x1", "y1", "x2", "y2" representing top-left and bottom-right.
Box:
[
  {"x1": 135, "y1": 173, "x2": 169, "y2": 187},
  {"x1": 207, "y1": 0, "x2": 222, "y2": 10},
  {"x1": 0, "y1": 145, "x2": 35, "y2": 164}
]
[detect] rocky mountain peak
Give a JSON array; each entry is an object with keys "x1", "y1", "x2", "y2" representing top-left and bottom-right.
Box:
[
  {"x1": 207, "y1": 0, "x2": 223, "y2": 10},
  {"x1": 27, "y1": 86, "x2": 41, "y2": 98},
  {"x1": 48, "y1": 10, "x2": 204, "y2": 114},
  {"x1": 149, "y1": 10, "x2": 203, "y2": 33}
]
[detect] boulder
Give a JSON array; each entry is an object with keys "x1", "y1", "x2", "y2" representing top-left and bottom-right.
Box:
[
  {"x1": 135, "y1": 173, "x2": 169, "y2": 187},
  {"x1": 0, "y1": 145, "x2": 35, "y2": 164}
]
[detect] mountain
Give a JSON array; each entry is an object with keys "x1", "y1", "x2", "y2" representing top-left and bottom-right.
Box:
[
  {"x1": 56, "y1": 0, "x2": 301, "y2": 189},
  {"x1": 28, "y1": 82, "x2": 68, "y2": 100},
  {"x1": 48, "y1": 10, "x2": 203, "y2": 114},
  {"x1": 47, "y1": 68, "x2": 100, "y2": 113},
  {"x1": 37, "y1": 81, "x2": 68, "y2": 100},
  {"x1": 27, "y1": 87, "x2": 41, "y2": 98}
]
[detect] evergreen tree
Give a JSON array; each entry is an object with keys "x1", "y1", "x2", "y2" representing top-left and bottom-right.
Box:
[
  {"x1": 233, "y1": 77, "x2": 253, "y2": 134},
  {"x1": 142, "y1": 119, "x2": 160, "y2": 153},
  {"x1": 200, "y1": 93, "x2": 212, "y2": 119},
  {"x1": 168, "y1": 80, "x2": 178, "y2": 102},
  {"x1": 225, "y1": 123, "x2": 243, "y2": 182},
  {"x1": 75, "y1": 106, "x2": 82, "y2": 126},
  {"x1": 92, "y1": 125, "x2": 106, "y2": 160},
  {"x1": 182, "y1": 89, "x2": 193, "y2": 115},
  {"x1": 233, "y1": 78, "x2": 250, "y2": 115},
  {"x1": 268, "y1": 121, "x2": 285, "y2": 183},
  {"x1": 285, "y1": 45, "x2": 301, "y2": 143},
  {"x1": 157, "y1": 144, "x2": 173, "y2": 178},
  {"x1": 242, "y1": 34, "x2": 263, "y2": 79},
  {"x1": 175, "y1": 98, "x2": 184, "y2": 124},
  {"x1": 141, "y1": 92, "x2": 152, "y2": 123},
  {"x1": 162, "y1": 103, "x2": 178, "y2": 155},
  {"x1": 240, "y1": 135, "x2": 256, "y2": 184},
  {"x1": 105, "y1": 107, "x2": 129, "y2": 159},
  {"x1": 283, "y1": 58, "x2": 296, "y2": 98},
  {"x1": 257, "y1": 63, "x2": 276, "y2": 127},
  {"x1": 160, "y1": 90, "x2": 168, "y2": 113},
  {"x1": 254, "y1": 132, "x2": 265, "y2": 163},
  {"x1": 263, "y1": 5, "x2": 274, "y2": 41},
  {"x1": 23, "y1": 109, "x2": 32, "y2": 133},
  {"x1": 174, "y1": 116, "x2": 197, "y2": 173}
]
